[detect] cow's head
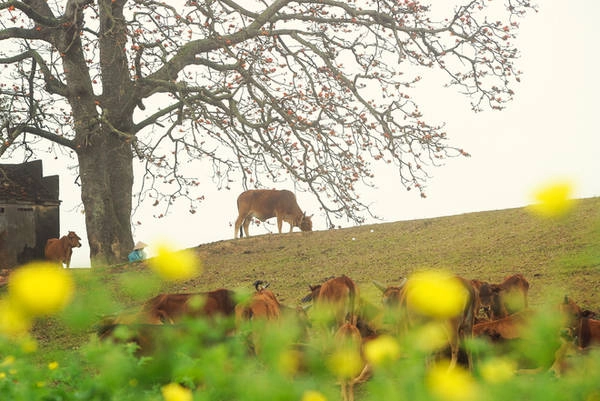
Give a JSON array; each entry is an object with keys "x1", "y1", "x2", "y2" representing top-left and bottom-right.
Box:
[
  {"x1": 299, "y1": 213, "x2": 313, "y2": 232},
  {"x1": 67, "y1": 231, "x2": 82, "y2": 248},
  {"x1": 373, "y1": 278, "x2": 407, "y2": 309},
  {"x1": 560, "y1": 296, "x2": 582, "y2": 328},
  {"x1": 301, "y1": 284, "x2": 321, "y2": 303}
]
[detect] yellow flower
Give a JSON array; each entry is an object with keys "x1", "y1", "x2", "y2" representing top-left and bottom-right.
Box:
[
  {"x1": 529, "y1": 180, "x2": 574, "y2": 217},
  {"x1": 148, "y1": 243, "x2": 201, "y2": 281},
  {"x1": 8, "y1": 263, "x2": 74, "y2": 316},
  {"x1": 327, "y1": 349, "x2": 363, "y2": 378},
  {"x1": 20, "y1": 337, "x2": 38, "y2": 353},
  {"x1": 1, "y1": 356, "x2": 15, "y2": 366},
  {"x1": 278, "y1": 349, "x2": 303, "y2": 376},
  {"x1": 480, "y1": 358, "x2": 516, "y2": 383},
  {"x1": 364, "y1": 335, "x2": 401, "y2": 366},
  {"x1": 414, "y1": 322, "x2": 450, "y2": 353},
  {"x1": 0, "y1": 299, "x2": 32, "y2": 336},
  {"x1": 405, "y1": 270, "x2": 467, "y2": 319},
  {"x1": 426, "y1": 361, "x2": 478, "y2": 401},
  {"x1": 161, "y1": 382, "x2": 192, "y2": 401},
  {"x1": 48, "y1": 361, "x2": 59, "y2": 370},
  {"x1": 301, "y1": 390, "x2": 327, "y2": 401},
  {"x1": 0, "y1": 372, "x2": 5, "y2": 379}
]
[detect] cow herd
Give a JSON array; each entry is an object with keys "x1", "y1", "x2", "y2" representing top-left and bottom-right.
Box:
[{"x1": 97, "y1": 272, "x2": 600, "y2": 401}]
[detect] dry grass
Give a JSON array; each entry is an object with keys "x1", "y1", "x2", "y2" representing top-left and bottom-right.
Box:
[{"x1": 36, "y1": 196, "x2": 600, "y2": 351}]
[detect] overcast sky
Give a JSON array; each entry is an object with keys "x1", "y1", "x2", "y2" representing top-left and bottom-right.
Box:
[{"x1": 18, "y1": 1, "x2": 600, "y2": 267}]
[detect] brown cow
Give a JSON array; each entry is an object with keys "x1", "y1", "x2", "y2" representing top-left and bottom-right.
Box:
[
  {"x1": 234, "y1": 189, "x2": 313, "y2": 238},
  {"x1": 472, "y1": 273, "x2": 529, "y2": 320},
  {"x1": 373, "y1": 275, "x2": 477, "y2": 370},
  {"x1": 235, "y1": 280, "x2": 283, "y2": 322},
  {"x1": 473, "y1": 309, "x2": 535, "y2": 342},
  {"x1": 302, "y1": 275, "x2": 360, "y2": 327},
  {"x1": 334, "y1": 322, "x2": 374, "y2": 401},
  {"x1": 560, "y1": 296, "x2": 600, "y2": 349},
  {"x1": 140, "y1": 288, "x2": 237, "y2": 324},
  {"x1": 44, "y1": 231, "x2": 82, "y2": 268}
]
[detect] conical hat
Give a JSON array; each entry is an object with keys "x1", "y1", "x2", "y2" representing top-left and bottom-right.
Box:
[{"x1": 133, "y1": 241, "x2": 148, "y2": 250}]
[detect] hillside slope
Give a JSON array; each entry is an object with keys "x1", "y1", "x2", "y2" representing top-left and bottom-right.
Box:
[{"x1": 150, "y1": 196, "x2": 600, "y2": 311}]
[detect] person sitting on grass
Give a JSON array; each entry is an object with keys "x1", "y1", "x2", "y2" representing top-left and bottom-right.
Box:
[{"x1": 128, "y1": 241, "x2": 148, "y2": 262}]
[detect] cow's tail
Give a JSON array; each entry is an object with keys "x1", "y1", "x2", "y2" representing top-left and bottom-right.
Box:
[{"x1": 347, "y1": 279, "x2": 358, "y2": 326}]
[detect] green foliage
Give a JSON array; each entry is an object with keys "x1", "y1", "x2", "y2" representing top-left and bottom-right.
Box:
[{"x1": 2, "y1": 198, "x2": 600, "y2": 400}]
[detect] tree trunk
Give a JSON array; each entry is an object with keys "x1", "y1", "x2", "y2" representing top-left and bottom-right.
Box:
[{"x1": 78, "y1": 128, "x2": 134, "y2": 267}]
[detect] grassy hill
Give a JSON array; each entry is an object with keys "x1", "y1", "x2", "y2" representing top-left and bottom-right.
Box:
[{"x1": 34, "y1": 196, "x2": 600, "y2": 352}]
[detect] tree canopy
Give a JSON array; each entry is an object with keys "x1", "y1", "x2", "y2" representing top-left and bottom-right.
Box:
[{"x1": 0, "y1": 0, "x2": 535, "y2": 265}]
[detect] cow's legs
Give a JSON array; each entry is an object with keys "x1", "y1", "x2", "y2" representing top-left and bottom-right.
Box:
[
  {"x1": 276, "y1": 216, "x2": 283, "y2": 233},
  {"x1": 242, "y1": 217, "x2": 252, "y2": 238},
  {"x1": 234, "y1": 213, "x2": 246, "y2": 239}
]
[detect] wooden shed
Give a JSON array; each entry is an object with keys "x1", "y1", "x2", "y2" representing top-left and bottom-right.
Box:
[{"x1": 0, "y1": 160, "x2": 60, "y2": 269}]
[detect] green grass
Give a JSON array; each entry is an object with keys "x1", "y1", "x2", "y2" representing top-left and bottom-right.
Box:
[
  {"x1": 31, "y1": 197, "x2": 600, "y2": 353},
  {"x1": 2, "y1": 197, "x2": 597, "y2": 401}
]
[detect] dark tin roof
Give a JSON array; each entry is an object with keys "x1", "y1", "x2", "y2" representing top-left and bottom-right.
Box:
[{"x1": 0, "y1": 160, "x2": 60, "y2": 205}]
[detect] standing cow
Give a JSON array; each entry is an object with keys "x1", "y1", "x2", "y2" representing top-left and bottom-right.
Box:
[
  {"x1": 373, "y1": 275, "x2": 477, "y2": 370},
  {"x1": 234, "y1": 189, "x2": 312, "y2": 238},
  {"x1": 44, "y1": 231, "x2": 82, "y2": 268}
]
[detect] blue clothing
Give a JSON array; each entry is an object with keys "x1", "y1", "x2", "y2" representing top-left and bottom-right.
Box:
[{"x1": 128, "y1": 249, "x2": 146, "y2": 262}]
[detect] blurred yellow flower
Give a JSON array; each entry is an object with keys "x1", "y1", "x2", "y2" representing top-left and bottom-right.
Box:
[
  {"x1": 405, "y1": 270, "x2": 467, "y2": 319},
  {"x1": 480, "y1": 358, "x2": 516, "y2": 383},
  {"x1": 8, "y1": 263, "x2": 74, "y2": 316},
  {"x1": 0, "y1": 372, "x2": 5, "y2": 379},
  {"x1": 148, "y1": 243, "x2": 201, "y2": 281},
  {"x1": 48, "y1": 361, "x2": 59, "y2": 370},
  {"x1": 301, "y1": 390, "x2": 327, "y2": 401},
  {"x1": 278, "y1": 348, "x2": 302, "y2": 376},
  {"x1": 1, "y1": 356, "x2": 15, "y2": 366},
  {"x1": 529, "y1": 180, "x2": 574, "y2": 217},
  {"x1": 426, "y1": 361, "x2": 478, "y2": 401},
  {"x1": 161, "y1": 382, "x2": 192, "y2": 401},
  {"x1": 327, "y1": 349, "x2": 363, "y2": 378},
  {"x1": 21, "y1": 337, "x2": 38, "y2": 353},
  {"x1": 364, "y1": 335, "x2": 400, "y2": 366},
  {"x1": 0, "y1": 299, "x2": 32, "y2": 336},
  {"x1": 414, "y1": 322, "x2": 450, "y2": 352}
]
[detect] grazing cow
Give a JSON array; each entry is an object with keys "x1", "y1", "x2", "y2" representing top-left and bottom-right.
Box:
[
  {"x1": 302, "y1": 275, "x2": 360, "y2": 327},
  {"x1": 235, "y1": 280, "x2": 283, "y2": 322},
  {"x1": 44, "y1": 231, "x2": 82, "y2": 268},
  {"x1": 472, "y1": 274, "x2": 530, "y2": 320},
  {"x1": 140, "y1": 288, "x2": 237, "y2": 324},
  {"x1": 97, "y1": 323, "x2": 166, "y2": 356},
  {"x1": 373, "y1": 275, "x2": 477, "y2": 370},
  {"x1": 234, "y1": 189, "x2": 313, "y2": 238},
  {"x1": 560, "y1": 296, "x2": 600, "y2": 349}
]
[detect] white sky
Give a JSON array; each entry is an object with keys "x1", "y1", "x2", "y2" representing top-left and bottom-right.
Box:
[{"x1": 21, "y1": 1, "x2": 600, "y2": 267}]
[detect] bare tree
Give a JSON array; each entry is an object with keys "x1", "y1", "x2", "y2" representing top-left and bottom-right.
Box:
[{"x1": 0, "y1": 0, "x2": 535, "y2": 266}]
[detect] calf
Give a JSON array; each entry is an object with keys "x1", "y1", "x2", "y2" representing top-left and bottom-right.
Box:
[
  {"x1": 234, "y1": 189, "x2": 312, "y2": 238},
  {"x1": 141, "y1": 288, "x2": 237, "y2": 324},
  {"x1": 473, "y1": 309, "x2": 534, "y2": 342},
  {"x1": 44, "y1": 231, "x2": 82, "y2": 268}
]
